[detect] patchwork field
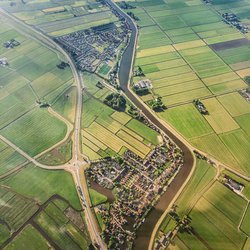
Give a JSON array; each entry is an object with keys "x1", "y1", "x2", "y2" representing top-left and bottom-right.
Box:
[
  {"x1": 168, "y1": 179, "x2": 248, "y2": 250},
  {"x1": 129, "y1": 0, "x2": 250, "y2": 175},
  {"x1": 81, "y1": 92, "x2": 160, "y2": 160},
  {"x1": 0, "y1": 20, "x2": 74, "y2": 157},
  {"x1": 0, "y1": 0, "x2": 119, "y2": 37}
]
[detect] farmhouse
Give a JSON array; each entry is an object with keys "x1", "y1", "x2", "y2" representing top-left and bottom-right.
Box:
[
  {"x1": 3, "y1": 39, "x2": 20, "y2": 49},
  {"x1": 0, "y1": 57, "x2": 8, "y2": 66},
  {"x1": 134, "y1": 79, "x2": 152, "y2": 90}
]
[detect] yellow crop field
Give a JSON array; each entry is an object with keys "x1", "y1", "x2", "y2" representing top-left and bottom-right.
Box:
[
  {"x1": 218, "y1": 93, "x2": 250, "y2": 117},
  {"x1": 174, "y1": 40, "x2": 206, "y2": 51},
  {"x1": 43, "y1": 6, "x2": 65, "y2": 13},
  {"x1": 86, "y1": 122, "x2": 148, "y2": 158},
  {"x1": 236, "y1": 68, "x2": 250, "y2": 78},
  {"x1": 111, "y1": 111, "x2": 131, "y2": 125},
  {"x1": 82, "y1": 137, "x2": 100, "y2": 152},
  {"x1": 202, "y1": 72, "x2": 240, "y2": 86},
  {"x1": 82, "y1": 144, "x2": 100, "y2": 160},
  {"x1": 119, "y1": 127, "x2": 144, "y2": 142},
  {"x1": 203, "y1": 98, "x2": 239, "y2": 134},
  {"x1": 116, "y1": 130, "x2": 151, "y2": 156},
  {"x1": 137, "y1": 45, "x2": 175, "y2": 58},
  {"x1": 81, "y1": 130, "x2": 107, "y2": 150},
  {"x1": 153, "y1": 72, "x2": 198, "y2": 89}
]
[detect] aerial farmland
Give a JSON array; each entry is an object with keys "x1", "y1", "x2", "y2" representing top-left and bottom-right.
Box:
[{"x1": 0, "y1": 0, "x2": 249, "y2": 249}]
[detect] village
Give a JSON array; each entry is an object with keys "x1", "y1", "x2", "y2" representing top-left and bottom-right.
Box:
[
  {"x1": 55, "y1": 17, "x2": 130, "y2": 77},
  {"x1": 86, "y1": 135, "x2": 184, "y2": 249}
]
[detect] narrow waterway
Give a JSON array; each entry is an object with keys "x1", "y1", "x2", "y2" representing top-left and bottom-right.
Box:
[{"x1": 106, "y1": 1, "x2": 195, "y2": 249}]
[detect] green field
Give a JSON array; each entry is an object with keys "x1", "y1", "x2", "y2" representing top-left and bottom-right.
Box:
[
  {"x1": 81, "y1": 90, "x2": 160, "y2": 160},
  {"x1": 0, "y1": 188, "x2": 38, "y2": 232},
  {"x1": 1, "y1": 108, "x2": 67, "y2": 156},
  {"x1": 175, "y1": 160, "x2": 216, "y2": 216},
  {"x1": 220, "y1": 130, "x2": 250, "y2": 175},
  {"x1": 89, "y1": 188, "x2": 107, "y2": 206},
  {"x1": 240, "y1": 204, "x2": 250, "y2": 236},
  {"x1": 0, "y1": 141, "x2": 26, "y2": 175},
  {"x1": 161, "y1": 104, "x2": 213, "y2": 139},
  {"x1": 169, "y1": 180, "x2": 248, "y2": 250},
  {"x1": 4, "y1": 225, "x2": 51, "y2": 250},
  {"x1": 130, "y1": 0, "x2": 250, "y2": 175},
  {"x1": 35, "y1": 200, "x2": 90, "y2": 249},
  {"x1": 1, "y1": 164, "x2": 81, "y2": 210}
]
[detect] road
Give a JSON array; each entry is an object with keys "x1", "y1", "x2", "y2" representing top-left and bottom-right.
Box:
[
  {"x1": 1, "y1": 2, "x2": 250, "y2": 250},
  {"x1": 0, "y1": 9, "x2": 106, "y2": 249}
]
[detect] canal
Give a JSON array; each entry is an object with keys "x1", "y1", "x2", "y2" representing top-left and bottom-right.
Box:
[{"x1": 106, "y1": 1, "x2": 195, "y2": 249}]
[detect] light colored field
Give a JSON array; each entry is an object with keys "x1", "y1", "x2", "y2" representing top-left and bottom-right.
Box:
[
  {"x1": 85, "y1": 122, "x2": 147, "y2": 158},
  {"x1": 120, "y1": 127, "x2": 144, "y2": 142},
  {"x1": 173, "y1": 40, "x2": 205, "y2": 51},
  {"x1": 96, "y1": 117, "x2": 123, "y2": 134},
  {"x1": 231, "y1": 60, "x2": 250, "y2": 71},
  {"x1": 153, "y1": 72, "x2": 198, "y2": 89},
  {"x1": 137, "y1": 45, "x2": 175, "y2": 58},
  {"x1": 202, "y1": 98, "x2": 239, "y2": 134},
  {"x1": 220, "y1": 129, "x2": 250, "y2": 175},
  {"x1": 190, "y1": 133, "x2": 239, "y2": 168},
  {"x1": 162, "y1": 87, "x2": 212, "y2": 106},
  {"x1": 218, "y1": 92, "x2": 250, "y2": 117},
  {"x1": 81, "y1": 130, "x2": 107, "y2": 151},
  {"x1": 116, "y1": 130, "x2": 151, "y2": 155},
  {"x1": 43, "y1": 6, "x2": 65, "y2": 13},
  {"x1": 146, "y1": 65, "x2": 192, "y2": 80},
  {"x1": 208, "y1": 79, "x2": 247, "y2": 94},
  {"x1": 154, "y1": 79, "x2": 204, "y2": 97},
  {"x1": 110, "y1": 111, "x2": 131, "y2": 125},
  {"x1": 135, "y1": 51, "x2": 180, "y2": 66},
  {"x1": 82, "y1": 137, "x2": 100, "y2": 152},
  {"x1": 236, "y1": 67, "x2": 250, "y2": 77},
  {"x1": 202, "y1": 72, "x2": 240, "y2": 86},
  {"x1": 205, "y1": 32, "x2": 244, "y2": 44}
]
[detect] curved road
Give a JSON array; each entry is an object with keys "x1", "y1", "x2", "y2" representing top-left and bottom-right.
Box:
[{"x1": 0, "y1": 9, "x2": 106, "y2": 250}]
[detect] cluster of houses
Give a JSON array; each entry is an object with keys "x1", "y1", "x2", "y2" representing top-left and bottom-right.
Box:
[
  {"x1": 55, "y1": 22, "x2": 129, "y2": 73},
  {"x1": 86, "y1": 136, "x2": 184, "y2": 248},
  {"x1": 3, "y1": 39, "x2": 20, "y2": 49},
  {"x1": 155, "y1": 231, "x2": 173, "y2": 250},
  {"x1": 222, "y1": 13, "x2": 248, "y2": 33}
]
